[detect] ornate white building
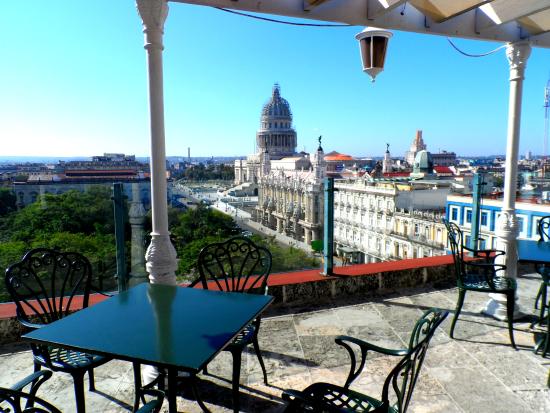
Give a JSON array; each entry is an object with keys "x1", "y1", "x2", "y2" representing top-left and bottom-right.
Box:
[
  {"x1": 241, "y1": 84, "x2": 326, "y2": 244},
  {"x1": 255, "y1": 143, "x2": 325, "y2": 244},
  {"x1": 334, "y1": 176, "x2": 449, "y2": 263},
  {"x1": 234, "y1": 84, "x2": 298, "y2": 190}
]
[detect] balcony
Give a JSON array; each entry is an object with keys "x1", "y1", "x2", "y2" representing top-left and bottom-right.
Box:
[{"x1": 0, "y1": 260, "x2": 548, "y2": 412}]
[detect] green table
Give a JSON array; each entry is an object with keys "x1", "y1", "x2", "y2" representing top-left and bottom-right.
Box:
[
  {"x1": 517, "y1": 240, "x2": 550, "y2": 264},
  {"x1": 23, "y1": 283, "x2": 274, "y2": 413}
]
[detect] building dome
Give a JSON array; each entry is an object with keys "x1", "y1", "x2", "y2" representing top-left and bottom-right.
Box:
[
  {"x1": 256, "y1": 83, "x2": 297, "y2": 159},
  {"x1": 413, "y1": 150, "x2": 434, "y2": 174},
  {"x1": 261, "y1": 83, "x2": 293, "y2": 121}
]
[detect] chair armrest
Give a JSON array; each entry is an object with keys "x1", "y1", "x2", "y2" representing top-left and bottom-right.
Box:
[
  {"x1": 136, "y1": 389, "x2": 165, "y2": 413},
  {"x1": 464, "y1": 261, "x2": 506, "y2": 276},
  {"x1": 90, "y1": 283, "x2": 114, "y2": 297},
  {"x1": 186, "y1": 278, "x2": 201, "y2": 288},
  {"x1": 463, "y1": 245, "x2": 505, "y2": 262},
  {"x1": 10, "y1": 370, "x2": 52, "y2": 393},
  {"x1": 335, "y1": 335, "x2": 407, "y2": 388},
  {"x1": 19, "y1": 319, "x2": 45, "y2": 331}
]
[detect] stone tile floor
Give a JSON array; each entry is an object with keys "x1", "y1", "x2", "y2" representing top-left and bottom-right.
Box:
[{"x1": 1, "y1": 273, "x2": 549, "y2": 412}]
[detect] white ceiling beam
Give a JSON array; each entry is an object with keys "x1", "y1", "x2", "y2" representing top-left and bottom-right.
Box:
[
  {"x1": 303, "y1": 0, "x2": 332, "y2": 12},
  {"x1": 411, "y1": 1, "x2": 493, "y2": 24},
  {"x1": 366, "y1": 0, "x2": 408, "y2": 20},
  {"x1": 170, "y1": 0, "x2": 550, "y2": 48},
  {"x1": 478, "y1": 0, "x2": 550, "y2": 31}
]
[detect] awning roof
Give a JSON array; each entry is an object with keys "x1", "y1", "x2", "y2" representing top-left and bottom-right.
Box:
[{"x1": 172, "y1": 0, "x2": 550, "y2": 48}]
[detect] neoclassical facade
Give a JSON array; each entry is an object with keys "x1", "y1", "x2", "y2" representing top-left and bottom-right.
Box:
[
  {"x1": 334, "y1": 178, "x2": 448, "y2": 263},
  {"x1": 255, "y1": 146, "x2": 325, "y2": 244},
  {"x1": 234, "y1": 84, "x2": 298, "y2": 187}
]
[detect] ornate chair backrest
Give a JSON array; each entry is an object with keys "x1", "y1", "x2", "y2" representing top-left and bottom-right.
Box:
[
  {"x1": 381, "y1": 309, "x2": 449, "y2": 413},
  {"x1": 443, "y1": 220, "x2": 466, "y2": 282},
  {"x1": 5, "y1": 248, "x2": 93, "y2": 326},
  {"x1": 538, "y1": 216, "x2": 550, "y2": 242},
  {"x1": 0, "y1": 387, "x2": 62, "y2": 413},
  {"x1": 197, "y1": 236, "x2": 272, "y2": 294}
]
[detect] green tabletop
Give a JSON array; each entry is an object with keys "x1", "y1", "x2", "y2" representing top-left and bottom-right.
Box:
[
  {"x1": 23, "y1": 283, "x2": 273, "y2": 372},
  {"x1": 517, "y1": 240, "x2": 550, "y2": 265}
]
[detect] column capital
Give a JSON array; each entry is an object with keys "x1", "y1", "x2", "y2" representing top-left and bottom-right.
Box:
[
  {"x1": 136, "y1": 0, "x2": 168, "y2": 49},
  {"x1": 495, "y1": 209, "x2": 519, "y2": 239},
  {"x1": 506, "y1": 41, "x2": 531, "y2": 80}
]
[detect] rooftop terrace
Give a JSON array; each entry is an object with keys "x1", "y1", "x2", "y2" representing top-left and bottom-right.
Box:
[{"x1": 1, "y1": 270, "x2": 548, "y2": 412}]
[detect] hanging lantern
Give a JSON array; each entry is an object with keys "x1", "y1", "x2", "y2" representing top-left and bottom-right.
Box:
[{"x1": 355, "y1": 27, "x2": 393, "y2": 82}]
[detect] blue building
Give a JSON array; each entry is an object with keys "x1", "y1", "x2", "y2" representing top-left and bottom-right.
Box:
[{"x1": 446, "y1": 194, "x2": 550, "y2": 249}]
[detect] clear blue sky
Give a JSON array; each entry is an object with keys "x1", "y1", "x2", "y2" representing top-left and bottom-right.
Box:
[{"x1": 1, "y1": 1, "x2": 550, "y2": 159}]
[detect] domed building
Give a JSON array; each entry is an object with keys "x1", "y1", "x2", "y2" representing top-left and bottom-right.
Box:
[
  {"x1": 233, "y1": 83, "x2": 326, "y2": 244},
  {"x1": 234, "y1": 84, "x2": 299, "y2": 187},
  {"x1": 256, "y1": 84, "x2": 297, "y2": 158}
]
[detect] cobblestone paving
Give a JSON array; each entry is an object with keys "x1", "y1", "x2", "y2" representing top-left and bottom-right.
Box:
[{"x1": 1, "y1": 274, "x2": 549, "y2": 412}]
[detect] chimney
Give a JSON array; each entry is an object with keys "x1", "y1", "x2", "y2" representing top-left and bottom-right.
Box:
[{"x1": 416, "y1": 130, "x2": 422, "y2": 142}]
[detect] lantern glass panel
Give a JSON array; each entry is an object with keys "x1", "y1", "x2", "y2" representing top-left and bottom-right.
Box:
[{"x1": 360, "y1": 36, "x2": 388, "y2": 70}]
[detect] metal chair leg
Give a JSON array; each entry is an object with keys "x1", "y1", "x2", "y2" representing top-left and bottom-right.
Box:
[
  {"x1": 132, "y1": 362, "x2": 142, "y2": 413},
  {"x1": 72, "y1": 372, "x2": 87, "y2": 413},
  {"x1": 450, "y1": 289, "x2": 466, "y2": 339},
  {"x1": 535, "y1": 282, "x2": 543, "y2": 310},
  {"x1": 506, "y1": 292, "x2": 517, "y2": 350},
  {"x1": 231, "y1": 350, "x2": 242, "y2": 413},
  {"x1": 252, "y1": 337, "x2": 268, "y2": 385},
  {"x1": 88, "y1": 368, "x2": 95, "y2": 391},
  {"x1": 544, "y1": 293, "x2": 550, "y2": 358}
]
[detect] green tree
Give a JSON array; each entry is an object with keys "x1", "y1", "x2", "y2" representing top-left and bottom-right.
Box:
[
  {"x1": 1, "y1": 187, "x2": 113, "y2": 242},
  {"x1": 0, "y1": 188, "x2": 16, "y2": 216}
]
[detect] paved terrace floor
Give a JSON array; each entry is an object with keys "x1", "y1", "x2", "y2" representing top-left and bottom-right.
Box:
[{"x1": 1, "y1": 273, "x2": 549, "y2": 412}]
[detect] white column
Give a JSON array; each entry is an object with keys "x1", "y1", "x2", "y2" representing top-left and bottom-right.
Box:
[
  {"x1": 136, "y1": 0, "x2": 177, "y2": 286},
  {"x1": 484, "y1": 41, "x2": 531, "y2": 320}
]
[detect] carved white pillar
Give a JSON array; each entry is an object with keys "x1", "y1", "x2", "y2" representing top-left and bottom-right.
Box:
[
  {"x1": 484, "y1": 41, "x2": 531, "y2": 320},
  {"x1": 129, "y1": 183, "x2": 148, "y2": 286},
  {"x1": 137, "y1": 0, "x2": 177, "y2": 286}
]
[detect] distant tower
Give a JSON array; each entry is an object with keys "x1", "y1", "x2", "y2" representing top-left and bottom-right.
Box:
[
  {"x1": 260, "y1": 148, "x2": 271, "y2": 177},
  {"x1": 405, "y1": 130, "x2": 427, "y2": 166},
  {"x1": 312, "y1": 136, "x2": 326, "y2": 181},
  {"x1": 383, "y1": 143, "x2": 392, "y2": 173},
  {"x1": 544, "y1": 78, "x2": 550, "y2": 160},
  {"x1": 256, "y1": 83, "x2": 297, "y2": 159},
  {"x1": 187, "y1": 147, "x2": 191, "y2": 163}
]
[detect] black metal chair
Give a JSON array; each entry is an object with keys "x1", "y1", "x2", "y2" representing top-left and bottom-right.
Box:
[
  {"x1": 443, "y1": 220, "x2": 517, "y2": 348},
  {"x1": 533, "y1": 216, "x2": 550, "y2": 357},
  {"x1": 192, "y1": 236, "x2": 272, "y2": 413},
  {"x1": 4, "y1": 248, "x2": 112, "y2": 413},
  {"x1": 0, "y1": 370, "x2": 59, "y2": 413},
  {"x1": 0, "y1": 370, "x2": 164, "y2": 413},
  {"x1": 281, "y1": 309, "x2": 448, "y2": 413}
]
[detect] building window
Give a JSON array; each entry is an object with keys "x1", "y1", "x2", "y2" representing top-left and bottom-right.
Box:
[
  {"x1": 481, "y1": 211, "x2": 488, "y2": 226},
  {"x1": 450, "y1": 207, "x2": 458, "y2": 222},
  {"x1": 466, "y1": 209, "x2": 472, "y2": 224},
  {"x1": 517, "y1": 216, "x2": 525, "y2": 235}
]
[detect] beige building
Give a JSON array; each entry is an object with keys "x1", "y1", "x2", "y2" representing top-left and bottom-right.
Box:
[{"x1": 334, "y1": 177, "x2": 448, "y2": 263}]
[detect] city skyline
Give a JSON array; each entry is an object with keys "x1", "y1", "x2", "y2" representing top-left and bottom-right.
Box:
[{"x1": 2, "y1": 1, "x2": 550, "y2": 158}]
